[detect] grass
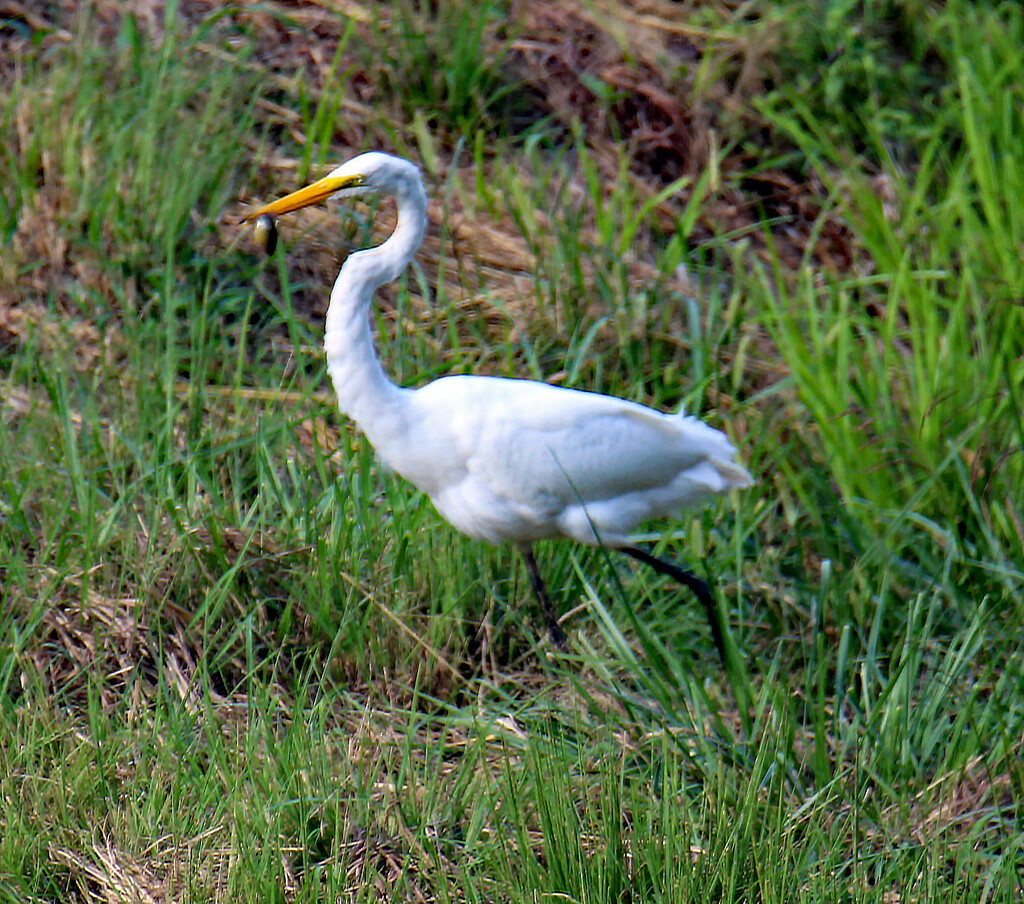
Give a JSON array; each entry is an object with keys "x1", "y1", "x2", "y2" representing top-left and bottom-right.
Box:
[{"x1": 2, "y1": 0, "x2": 1023, "y2": 900}]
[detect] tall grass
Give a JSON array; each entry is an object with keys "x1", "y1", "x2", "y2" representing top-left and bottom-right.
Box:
[
  {"x1": 758, "y1": 1, "x2": 1024, "y2": 618},
  {"x1": 1, "y1": 0, "x2": 1023, "y2": 901},
  {"x1": 3, "y1": 13, "x2": 259, "y2": 285}
]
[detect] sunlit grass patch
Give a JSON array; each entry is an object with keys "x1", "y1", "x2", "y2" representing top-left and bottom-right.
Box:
[{"x1": 755, "y1": 0, "x2": 1024, "y2": 643}]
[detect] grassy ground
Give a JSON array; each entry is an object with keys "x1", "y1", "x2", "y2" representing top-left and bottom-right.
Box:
[{"x1": 2, "y1": 0, "x2": 1023, "y2": 900}]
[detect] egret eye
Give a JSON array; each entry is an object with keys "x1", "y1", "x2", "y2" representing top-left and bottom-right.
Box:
[{"x1": 253, "y1": 213, "x2": 278, "y2": 256}]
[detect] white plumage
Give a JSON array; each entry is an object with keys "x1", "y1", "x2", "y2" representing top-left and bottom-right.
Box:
[{"x1": 247, "y1": 152, "x2": 752, "y2": 658}]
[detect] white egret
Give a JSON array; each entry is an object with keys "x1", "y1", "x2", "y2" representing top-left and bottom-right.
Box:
[{"x1": 246, "y1": 152, "x2": 752, "y2": 662}]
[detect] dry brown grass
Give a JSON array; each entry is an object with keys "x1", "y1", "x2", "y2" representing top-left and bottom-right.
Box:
[{"x1": 1, "y1": 0, "x2": 859, "y2": 363}]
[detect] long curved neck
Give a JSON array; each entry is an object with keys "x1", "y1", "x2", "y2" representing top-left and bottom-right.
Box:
[{"x1": 324, "y1": 178, "x2": 427, "y2": 432}]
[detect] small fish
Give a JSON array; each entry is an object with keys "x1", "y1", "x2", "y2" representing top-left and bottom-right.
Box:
[{"x1": 253, "y1": 212, "x2": 278, "y2": 256}]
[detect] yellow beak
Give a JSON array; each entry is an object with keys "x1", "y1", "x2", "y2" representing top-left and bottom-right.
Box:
[{"x1": 243, "y1": 172, "x2": 366, "y2": 222}]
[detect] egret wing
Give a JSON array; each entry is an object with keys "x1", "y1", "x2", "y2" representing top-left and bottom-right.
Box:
[{"x1": 427, "y1": 377, "x2": 743, "y2": 504}]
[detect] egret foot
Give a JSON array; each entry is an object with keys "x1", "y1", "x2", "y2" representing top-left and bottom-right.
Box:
[
  {"x1": 622, "y1": 546, "x2": 727, "y2": 668},
  {"x1": 520, "y1": 545, "x2": 567, "y2": 649}
]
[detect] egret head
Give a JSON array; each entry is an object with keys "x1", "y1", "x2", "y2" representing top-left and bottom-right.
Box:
[{"x1": 244, "y1": 152, "x2": 421, "y2": 225}]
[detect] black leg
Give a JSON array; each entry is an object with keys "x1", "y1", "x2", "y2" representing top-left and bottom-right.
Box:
[
  {"x1": 622, "y1": 546, "x2": 727, "y2": 668},
  {"x1": 520, "y1": 545, "x2": 567, "y2": 648}
]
